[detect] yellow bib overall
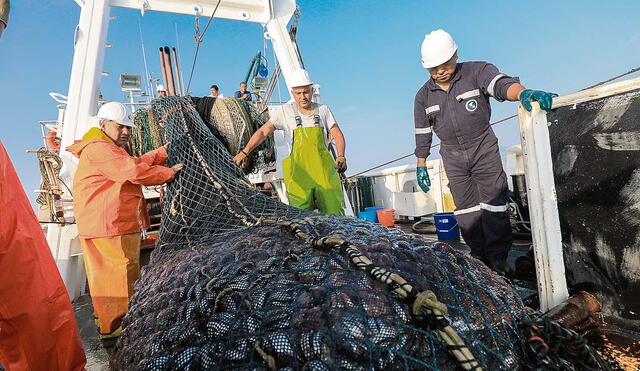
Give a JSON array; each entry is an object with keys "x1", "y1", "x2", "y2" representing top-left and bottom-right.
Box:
[{"x1": 282, "y1": 109, "x2": 344, "y2": 215}]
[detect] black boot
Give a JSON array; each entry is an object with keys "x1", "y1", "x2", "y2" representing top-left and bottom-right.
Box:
[{"x1": 488, "y1": 258, "x2": 512, "y2": 277}]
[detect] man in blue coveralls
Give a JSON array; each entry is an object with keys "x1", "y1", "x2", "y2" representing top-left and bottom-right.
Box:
[{"x1": 413, "y1": 29, "x2": 556, "y2": 275}]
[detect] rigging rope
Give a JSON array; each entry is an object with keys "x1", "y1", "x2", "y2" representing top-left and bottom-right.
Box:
[
  {"x1": 349, "y1": 66, "x2": 640, "y2": 179},
  {"x1": 348, "y1": 114, "x2": 519, "y2": 179},
  {"x1": 185, "y1": 0, "x2": 221, "y2": 93},
  {"x1": 35, "y1": 147, "x2": 66, "y2": 222},
  {"x1": 580, "y1": 66, "x2": 640, "y2": 91}
]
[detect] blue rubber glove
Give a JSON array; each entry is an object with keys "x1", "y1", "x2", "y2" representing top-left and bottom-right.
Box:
[
  {"x1": 417, "y1": 166, "x2": 431, "y2": 193},
  {"x1": 519, "y1": 89, "x2": 558, "y2": 112}
]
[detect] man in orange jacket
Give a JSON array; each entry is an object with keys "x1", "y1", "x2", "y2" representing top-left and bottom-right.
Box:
[{"x1": 67, "y1": 102, "x2": 182, "y2": 340}]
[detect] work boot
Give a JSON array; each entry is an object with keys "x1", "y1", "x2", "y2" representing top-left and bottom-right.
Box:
[
  {"x1": 99, "y1": 326, "x2": 122, "y2": 340},
  {"x1": 488, "y1": 258, "x2": 513, "y2": 277},
  {"x1": 470, "y1": 252, "x2": 489, "y2": 265}
]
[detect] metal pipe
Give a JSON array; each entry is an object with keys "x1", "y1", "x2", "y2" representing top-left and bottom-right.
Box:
[
  {"x1": 544, "y1": 291, "x2": 601, "y2": 328},
  {"x1": 243, "y1": 52, "x2": 259, "y2": 84},
  {"x1": 172, "y1": 47, "x2": 183, "y2": 95},
  {"x1": 162, "y1": 46, "x2": 176, "y2": 95},
  {"x1": 159, "y1": 47, "x2": 169, "y2": 95}
]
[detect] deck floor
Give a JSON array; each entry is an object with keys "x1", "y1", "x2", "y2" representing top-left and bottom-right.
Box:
[{"x1": 73, "y1": 296, "x2": 112, "y2": 370}]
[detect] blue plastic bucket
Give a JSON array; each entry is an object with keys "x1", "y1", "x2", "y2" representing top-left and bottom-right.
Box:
[
  {"x1": 357, "y1": 210, "x2": 378, "y2": 222},
  {"x1": 433, "y1": 212, "x2": 460, "y2": 240},
  {"x1": 364, "y1": 207, "x2": 383, "y2": 222}
]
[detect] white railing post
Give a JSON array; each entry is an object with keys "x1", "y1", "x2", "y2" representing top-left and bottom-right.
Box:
[
  {"x1": 518, "y1": 102, "x2": 569, "y2": 312},
  {"x1": 50, "y1": 0, "x2": 110, "y2": 300}
]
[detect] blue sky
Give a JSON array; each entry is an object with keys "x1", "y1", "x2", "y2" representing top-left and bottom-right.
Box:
[{"x1": 1, "y1": 0, "x2": 639, "y2": 207}]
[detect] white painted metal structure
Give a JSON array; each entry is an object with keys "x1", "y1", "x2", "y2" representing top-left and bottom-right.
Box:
[
  {"x1": 504, "y1": 144, "x2": 524, "y2": 191},
  {"x1": 363, "y1": 159, "x2": 451, "y2": 217},
  {"x1": 50, "y1": 0, "x2": 351, "y2": 299},
  {"x1": 518, "y1": 103, "x2": 569, "y2": 312},
  {"x1": 518, "y1": 75, "x2": 640, "y2": 311}
]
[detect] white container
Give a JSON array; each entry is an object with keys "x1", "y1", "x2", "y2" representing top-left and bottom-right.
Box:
[{"x1": 363, "y1": 159, "x2": 450, "y2": 217}]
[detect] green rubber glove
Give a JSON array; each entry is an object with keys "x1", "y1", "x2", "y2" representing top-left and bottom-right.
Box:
[
  {"x1": 519, "y1": 89, "x2": 558, "y2": 112},
  {"x1": 417, "y1": 166, "x2": 431, "y2": 193}
]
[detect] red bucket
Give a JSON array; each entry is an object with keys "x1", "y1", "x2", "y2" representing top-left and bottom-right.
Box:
[{"x1": 376, "y1": 209, "x2": 395, "y2": 227}]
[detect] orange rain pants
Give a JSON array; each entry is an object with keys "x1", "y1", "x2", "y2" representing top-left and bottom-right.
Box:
[
  {"x1": 0, "y1": 142, "x2": 86, "y2": 371},
  {"x1": 80, "y1": 233, "x2": 141, "y2": 334}
]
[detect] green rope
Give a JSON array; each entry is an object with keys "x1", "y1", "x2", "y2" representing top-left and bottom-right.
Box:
[{"x1": 131, "y1": 108, "x2": 166, "y2": 157}]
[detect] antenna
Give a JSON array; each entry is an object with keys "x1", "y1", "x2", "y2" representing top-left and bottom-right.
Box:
[
  {"x1": 174, "y1": 23, "x2": 185, "y2": 93},
  {"x1": 138, "y1": 18, "x2": 153, "y2": 98}
]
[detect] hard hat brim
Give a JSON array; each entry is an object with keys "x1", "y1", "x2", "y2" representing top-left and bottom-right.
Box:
[
  {"x1": 290, "y1": 82, "x2": 314, "y2": 88},
  {"x1": 422, "y1": 47, "x2": 457, "y2": 69},
  {"x1": 94, "y1": 116, "x2": 135, "y2": 128}
]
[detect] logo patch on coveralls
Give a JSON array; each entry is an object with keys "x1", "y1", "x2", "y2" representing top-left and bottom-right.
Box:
[{"x1": 466, "y1": 99, "x2": 478, "y2": 112}]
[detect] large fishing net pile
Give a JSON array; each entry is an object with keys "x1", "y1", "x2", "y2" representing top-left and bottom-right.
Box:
[{"x1": 112, "y1": 96, "x2": 534, "y2": 370}]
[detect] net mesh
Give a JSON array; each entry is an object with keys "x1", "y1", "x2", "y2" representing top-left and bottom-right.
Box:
[
  {"x1": 208, "y1": 97, "x2": 275, "y2": 175},
  {"x1": 130, "y1": 108, "x2": 166, "y2": 157},
  {"x1": 112, "y1": 96, "x2": 532, "y2": 370}
]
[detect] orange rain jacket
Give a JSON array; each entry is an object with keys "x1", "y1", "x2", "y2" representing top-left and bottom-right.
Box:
[
  {"x1": 0, "y1": 141, "x2": 86, "y2": 371},
  {"x1": 68, "y1": 127, "x2": 175, "y2": 239}
]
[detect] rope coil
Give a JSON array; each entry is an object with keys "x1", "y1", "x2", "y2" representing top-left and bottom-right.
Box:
[
  {"x1": 520, "y1": 318, "x2": 612, "y2": 371},
  {"x1": 35, "y1": 147, "x2": 67, "y2": 222}
]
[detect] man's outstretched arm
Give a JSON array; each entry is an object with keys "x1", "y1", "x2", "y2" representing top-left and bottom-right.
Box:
[
  {"x1": 233, "y1": 121, "x2": 276, "y2": 167},
  {"x1": 329, "y1": 124, "x2": 347, "y2": 173}
]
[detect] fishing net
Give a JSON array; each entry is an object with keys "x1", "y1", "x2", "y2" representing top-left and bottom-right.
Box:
[
  {"x1": 209, "y1": 97, "x2": 275, "y2": 174},
  {"x1": 190, "y1": 96, "x2": 275, "y2": 175},
  {"x1": 130, "y1": 108, "x2": 166, "y2": 157},
  {"x1": 110, "y1": 96, "x2": 599, "y2": 370}
]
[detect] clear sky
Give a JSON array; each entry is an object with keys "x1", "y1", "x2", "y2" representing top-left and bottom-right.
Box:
[{"x1": 1, "y1": 0, "x2": 639, "y2": 207}]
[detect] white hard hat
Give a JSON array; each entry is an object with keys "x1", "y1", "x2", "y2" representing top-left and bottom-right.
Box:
[
  {"x1": 95, "y1": 102, "x2": 134, "y2": 127},
  {"x1": 421, "y1": 29, "x2": 458, "y2": 69},
  {"x1": 157, "y1": 84, "x2": 166, "y2": 92},
  {"x1": 289, "y1": 68, "x2": 313, "y2": 88}
]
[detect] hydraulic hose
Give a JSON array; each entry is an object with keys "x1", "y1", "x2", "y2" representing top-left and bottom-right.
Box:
[{"x1": 412, "y1": 220, "x2": 437, "y2": 234}]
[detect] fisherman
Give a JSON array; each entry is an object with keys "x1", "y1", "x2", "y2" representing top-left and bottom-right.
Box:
[
  {"x1": 234, "y1": 81, "x2": 252, "y2": 101},
  {"x1": 413, "y1": 30, "x2": 556, "y2": 275},
  {"x1": 233, "y1": 69, "x2": 348, "y2": 214},
  {"x1": 210, "y1": 84, "x2": 224, "y2": 98},
  {"x1": 157, "y1": 84, "x2": 168, "y2": 97},
  {"x1": 67, "y1": 102, "x2": 183, "y2": 340}
]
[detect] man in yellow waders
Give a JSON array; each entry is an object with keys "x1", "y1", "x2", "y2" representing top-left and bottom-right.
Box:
[{"x1": 233, "y1": 68, "x2": 347, "y2": 214}]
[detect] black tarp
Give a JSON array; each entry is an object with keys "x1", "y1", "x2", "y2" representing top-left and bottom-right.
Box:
[{"x1": 547, "y1": 87, "x2": 640, "y2": 330}]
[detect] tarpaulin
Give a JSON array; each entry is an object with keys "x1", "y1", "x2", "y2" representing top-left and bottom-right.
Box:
[{"x1": 0, "y1": 141, "x2": 86, "y2": 371}]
